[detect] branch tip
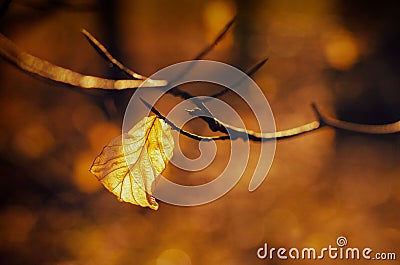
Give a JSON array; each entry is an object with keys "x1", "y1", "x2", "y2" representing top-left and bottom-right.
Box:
[
  {"x1": 247, "y1": 57, "x2": 269, "y2": 77},
  {"x1": 310, "y1": 103, "x2": 324, "y2": 124},
  {"x1": 194, "y1": 15, "x2": 236, "y2": 60}
]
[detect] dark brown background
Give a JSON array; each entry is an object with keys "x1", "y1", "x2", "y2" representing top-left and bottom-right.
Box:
[{"x1": 0, "y1": 1, "x2": 399, "y2": 264}]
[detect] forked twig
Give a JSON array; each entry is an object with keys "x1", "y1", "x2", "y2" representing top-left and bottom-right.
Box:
[
  {"x1": 80, "y1": 23, "x2": 242, "y2": 98},
  {"x1": 0, "y1": 17, "x2": 240, "y2": 96}
]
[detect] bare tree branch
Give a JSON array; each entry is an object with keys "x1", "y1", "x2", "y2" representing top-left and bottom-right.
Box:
[
  {"x1": 1, "y1": 17, "x2": 398, "y2": 142},
  {"x1": 0, "y1": 16, "x2": 235, "y2": 95},
  {"x1": 0, "y1": 32, "x2": 166, "y2": 90},
  {"x1": 146, "y1": 99, "x2": 399, "y2": 142}
]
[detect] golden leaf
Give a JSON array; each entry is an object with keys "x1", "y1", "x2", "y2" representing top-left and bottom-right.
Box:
[{"x1": 90, "y1": 116, "x2": 174, "y2": 210}]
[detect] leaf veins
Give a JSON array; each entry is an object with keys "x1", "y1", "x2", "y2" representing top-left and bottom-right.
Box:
[{"x1": 90, "y1": 116, "x2": 174, "y2": 210}]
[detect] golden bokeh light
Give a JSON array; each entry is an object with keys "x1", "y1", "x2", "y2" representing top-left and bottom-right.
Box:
[
  {"x1": 71, "y1": 103, "x2": 106, "y2": 134},
  {"x1": 12, "y1": 123, "x2": 55, "y2": 159},
  {"x1": 156, "y1": 249, "x2": 192, "y2": 265},
  {"x1": 73, "y1": 151, "x2": 102, "y2": 193},
  {"x1": 323, "y1": 30, "x2": 360, "y2": 70},
  {"x1": 203, "y1": 0, "x2": 236, "y2": 51},
  {"x1": 87, "y1": 122, "x2": 120, "y2": 150},
  {"x1": 0, "y1": 206, "x2": 37, "y2": 245}
]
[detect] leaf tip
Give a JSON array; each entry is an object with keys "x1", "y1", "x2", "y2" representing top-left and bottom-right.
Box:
[{"x1": 147, "y1": 193, "x2": 159, "y2": 210}]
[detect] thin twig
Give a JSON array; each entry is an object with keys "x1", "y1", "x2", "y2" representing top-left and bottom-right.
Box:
[
  {"x1": 0, "y1": 33, "x2": 166, "y2": 89},
  {"x1": 194, "y1": 16, "x2": 236, "y2": 60},
  {"x1": 166, "y1": 57, "x2": 269, "y2": 102},
  {"x1": 81, "y1": 29, "x2": 147, "y2": 80},
  {"x1": 165, "y1": 16, "x2": 237, "y2": 91},
  {"x1": 139, "y1": 98, "x2": 230, "y2": 141},
  {"x1": 169, "y1": 57, "x2": 271, "y2": 130},
  {"x1": 206, "y1": 57, "x2": 269, "y2": 99}
]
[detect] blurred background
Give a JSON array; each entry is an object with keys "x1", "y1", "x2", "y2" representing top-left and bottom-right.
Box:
[{"x1": 0, "y1": 0, "x2": 399, "y2": 264}]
